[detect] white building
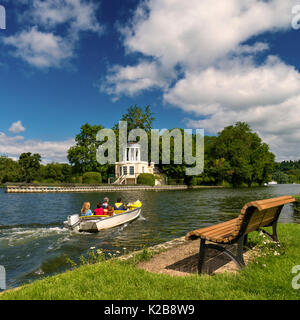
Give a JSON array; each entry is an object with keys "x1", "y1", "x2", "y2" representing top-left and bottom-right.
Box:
[{"x1": 114, "y1": 142, "x2": 155, "y2": 184}]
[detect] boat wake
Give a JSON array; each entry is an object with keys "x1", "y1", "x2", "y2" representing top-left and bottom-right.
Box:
[
  {"x1": 0, "y1": 225, "x2": 70, "y2": 247},
  {"x1": 138, "y1": 214, "x2": 147, "y2": 221}
]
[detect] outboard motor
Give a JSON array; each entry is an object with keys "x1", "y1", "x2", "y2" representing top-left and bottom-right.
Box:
[{"x1": 66, "y1": 214, "x2": 80, "y2": 230}]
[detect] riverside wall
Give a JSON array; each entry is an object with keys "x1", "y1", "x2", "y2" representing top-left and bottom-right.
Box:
[{"x1": 5, "y1": 185, "x2": 223, "y2": 193}]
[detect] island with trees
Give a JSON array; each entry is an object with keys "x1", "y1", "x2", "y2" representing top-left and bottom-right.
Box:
[{"x1": 0, "y1": 105, "x2": 292, "y2": 188}]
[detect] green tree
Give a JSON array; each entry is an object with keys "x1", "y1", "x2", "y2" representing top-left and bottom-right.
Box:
[
  {"x1": 0, "y1": 156, "x2": 22, "y2": 183},
  {"x1": 212, "y1": 122, "x2": 275, "y2": 187},
  {"x1": 18, "y1": 153, "x2": 41, "y2": 183},
  {"x1": 113, "y1": 105, "x2": 154, "y2": 133},
  {"x1": 67, "y1": 123, "x2": 114, "y2": 181},
  {"x1": 272, "y1": 171, "x2": 290, "y2": 184}
]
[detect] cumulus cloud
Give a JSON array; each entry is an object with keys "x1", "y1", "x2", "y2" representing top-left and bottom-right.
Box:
[
  {"x1": 30, "y1": 0, "x2": 102, "y2": 35},
  {"x1": 3, "y1": 27, "x2": 73, "y2": 68},
  {"x1": 103, "y1": 0, "x2": 295, "y2": 98},
  {"x1": 102, "y1": 0, "x2": 300, "y2": 160},
  {"x1": 8, "y1": 121, "x2": 26, "y2": 134},
  {"x1": 101, "y1": 60, "x2": 174, "y2": 97},
  {"x1": 110, "y1": 0, "x2": 293, "y2": 74},
  {"x1": 164, "y1": 56, "x2": 300, "y2": 115},
  {"x1": 2, "y1": 0, "x2": 102, "y2": 68},
  {"x1": 0, "y1": 132, "x2": 74, "y2": 163}
]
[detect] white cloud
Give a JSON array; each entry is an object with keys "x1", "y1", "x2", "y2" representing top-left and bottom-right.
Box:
[
  {"x1": 8, "y1": 121, "x2": 26, "y2": 134},
  {"x1": 164, "y1": 56, "x2": 300, "y2": 115},
  {"x1": 187, "y1": 94, "x2": 300, "y2": 161},
  {"x1": 3, "y1": 27, "x2": 74, "y2": 68},
  {"x1": 103, "y1": 0, "x2": 300, "y2": 160},
  {"x1": 101, "y1": 60, "x2": 174, "y2": 97},
  {"x1": 2, "y1": 0, "x2": 102, "y2": 68},
  {"x1": 120, "y1": 0, "x2": 293, "y2": 70},
  {"x1": 30, "y1": 0, "x2": 102, "y2": 35},
  {"x1": 0, "y1": 132, "x2": 74, "y2": 163},
  {"x1": 103, "y1": 0, "x2": 295, "y2": 97}
]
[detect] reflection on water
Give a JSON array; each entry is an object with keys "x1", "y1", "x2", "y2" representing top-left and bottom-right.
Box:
[{"x1": 0, "y1": 184, "x2": 299, "y2": 288}]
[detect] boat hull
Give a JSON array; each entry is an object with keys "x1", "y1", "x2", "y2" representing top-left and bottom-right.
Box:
[{"x1": 64, "y1": 207, "x2": 141, "y2": 233}]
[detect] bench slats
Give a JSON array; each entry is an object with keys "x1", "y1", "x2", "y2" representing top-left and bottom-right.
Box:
[
  {"x1": 186, "y1": 195, "x2": 296, "y2": 244},
  {"x1": 240, "y1": 196, "x2": 295, "y2": 213},
  {"x1": 186, "y1": 218, "x2": 239, "y2": 240}
]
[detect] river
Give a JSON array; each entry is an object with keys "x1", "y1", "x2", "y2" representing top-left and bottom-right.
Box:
[{"x1": 0, "y1": 184, "x2": 299, "y2": 289}]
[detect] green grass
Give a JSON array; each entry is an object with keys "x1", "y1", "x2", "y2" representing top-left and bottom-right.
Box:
[{"x1": 1, "y1": 224, "x2": 300, "y2": 300}]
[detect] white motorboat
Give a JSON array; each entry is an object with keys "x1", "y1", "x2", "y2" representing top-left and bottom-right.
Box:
[{"x1": 64, "y1": 201, "x2": 142, "y2": 233}]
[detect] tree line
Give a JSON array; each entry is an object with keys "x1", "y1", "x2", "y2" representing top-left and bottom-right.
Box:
[
  {"x1": 0, "y1": 106, "x2": 280, "y2": 187},
  {"x1": 272, "y1": 160, "x2": 300, "y2": 184}
]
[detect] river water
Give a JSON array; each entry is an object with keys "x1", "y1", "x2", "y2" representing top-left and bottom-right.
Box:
[{"x1": 0, "y1": 184, "x2": 299, "y2": 289}]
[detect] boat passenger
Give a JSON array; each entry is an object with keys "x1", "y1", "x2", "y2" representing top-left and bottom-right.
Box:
[
  {"x1": 81, "y1": 202, "x2": 92, "y2": 216},
  {"x1": 107, "y1": 205, "x2": 114, "y2": 216},
  {"x1": 94, "y1": 202, "x2": 104, "y2": 216},
  {"x1": 102, "y1": 197, "x2": 109, "y2": 209},
  {"x1": 103, "y1": 207, "x2": 109, "y2": 216},
  {"x1": 114, "y1": 198, "x2": 126, "y2": 211}
]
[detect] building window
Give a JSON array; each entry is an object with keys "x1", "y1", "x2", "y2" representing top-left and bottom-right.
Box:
[
  {"x1": 123, "y1": 166, "x2": 128, "y2": 175},
  {"x1": 142, "y1": 166, "x2": 145, "y2": 173},
  {"x1": 119, "y1": 166, "x2": 122, "y2": 176},
  {"x1": 130, "y1": 166, "x2": 134, "y2": 175}
]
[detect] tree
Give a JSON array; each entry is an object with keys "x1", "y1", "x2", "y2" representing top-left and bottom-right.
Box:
[
  {"x1": 18, "y1": 153, "x2": 41, "y2": 183},
  {"x1": 67, "y1": 123, "x2": 114, "y2": 181},
  {"x1": 113, "y1": 105, "x2": 154, "y2": 133},
  {"x1": 212, "y1": 122, "x2": 275, "y2": 187},
  {"x1": 272, "y1": 171, "x2": 290, "y2": 184},
  {"x1": 0, "y1": 156, "x2": 22, "y2": 183}
]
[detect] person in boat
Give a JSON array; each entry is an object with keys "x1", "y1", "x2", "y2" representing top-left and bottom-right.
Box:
[
  {"x1": 107, "y1": 205, "x2": 114, "y2": 216},
  {"x1": 114, "y1": 198, "x2": 127, "y2": 211},
  {"x1": 81, "y1": 202, "x2": 92, "y2": 216},
  {"x1": 102, "y1": 197, "x2": 109, "y2": 209},
  {"x1": 94, "y1": 202, "x2": 104, "y2": 216}
]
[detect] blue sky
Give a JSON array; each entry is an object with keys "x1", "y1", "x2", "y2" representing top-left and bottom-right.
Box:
[{"x1": 1, "y1": 0, "x2": 300, "y2": 162}]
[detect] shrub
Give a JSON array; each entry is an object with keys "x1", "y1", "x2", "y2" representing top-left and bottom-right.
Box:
[
  {"x1": 137, "y1": 173, "x2": 155, "y2": 186},
  {"x1": 71, "y1": 175, "x2": 83, "y2": 184},
  {"x1": 82, "y1": 172, "x2": 102, "y2": 184}
]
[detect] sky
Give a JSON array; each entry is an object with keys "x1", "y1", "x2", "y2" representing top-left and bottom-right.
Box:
[{"x1": 1, "y1": 0, "x2": 300, "y2": 163}]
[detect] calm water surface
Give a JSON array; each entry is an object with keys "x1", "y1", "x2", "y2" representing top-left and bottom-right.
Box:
[{"x1": 0, "y1": 184, "x2": 299, "y2": 289}]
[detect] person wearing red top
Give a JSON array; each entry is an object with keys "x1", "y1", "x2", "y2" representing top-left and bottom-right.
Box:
[{"x1": 94, "y1": 202, "x2": 104, "y2": 215}]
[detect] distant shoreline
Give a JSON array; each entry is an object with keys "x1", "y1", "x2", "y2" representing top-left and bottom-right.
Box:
[{"x1": 5, "y1": 184, "x2": 224, "y2": 193}]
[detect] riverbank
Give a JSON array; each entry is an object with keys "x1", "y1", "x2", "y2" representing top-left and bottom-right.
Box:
[
  {"x1": 5, "y1": 184, "x2": 224, "y2": 193},
  {"x1": 1, "y1": 223, "x2": 299, "y2": 300}
]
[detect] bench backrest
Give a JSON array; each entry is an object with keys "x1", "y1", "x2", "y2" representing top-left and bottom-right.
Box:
[{"x1": 235, "y1": 196, "x2": 295, "y2": 236}]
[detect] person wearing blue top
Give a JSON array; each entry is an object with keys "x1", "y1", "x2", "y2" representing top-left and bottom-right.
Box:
[
  {"x1": 114, "y1": 198, "x2": 126, "y2": 211},
  {"x1": 81, "y1": 202, "x2": 93, "y2": 216}
]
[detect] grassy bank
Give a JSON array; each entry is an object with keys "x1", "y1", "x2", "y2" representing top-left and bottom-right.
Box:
[{"x1": 1, "y1": 224, "x2": 300, "y2": 300}]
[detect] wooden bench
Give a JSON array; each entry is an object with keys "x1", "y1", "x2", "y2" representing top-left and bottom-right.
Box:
[{"x1": 185, "y1": 196, "x2": 296, "y2": 273}]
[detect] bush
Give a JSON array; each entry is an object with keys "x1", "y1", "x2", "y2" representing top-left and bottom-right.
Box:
[
  {"x1": 71, "y1": 176, "x2": 83, "y2": 184},
  {"x1": 137, "y1": 173, "x2": 155, "y2": 186},
  {"x1": 82, "y1": 172, "x2": 102, "y2": 184}
]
